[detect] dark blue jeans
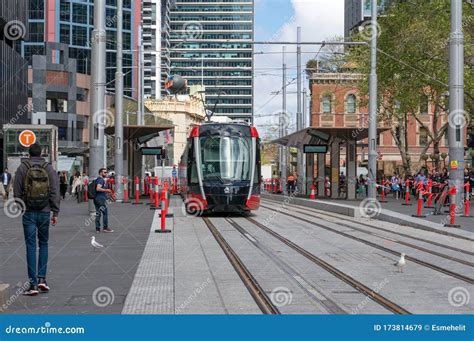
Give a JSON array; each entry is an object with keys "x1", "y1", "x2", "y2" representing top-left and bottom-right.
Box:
[
  {"x1": 22, "y1": 211, "x2": 50, "y2": 286},
  {"x1": 94, "y1": 199, "x2": 108, "y2": 230}
]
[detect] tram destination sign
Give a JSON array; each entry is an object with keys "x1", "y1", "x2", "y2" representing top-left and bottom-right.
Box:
[{"x1": 303, "y1": 145, "x2": 328, "y2": 153}]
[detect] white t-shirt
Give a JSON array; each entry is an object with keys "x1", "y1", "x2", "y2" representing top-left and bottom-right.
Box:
[{"x1": 3, "y1": 173, "x2": 8, "y2": 186}]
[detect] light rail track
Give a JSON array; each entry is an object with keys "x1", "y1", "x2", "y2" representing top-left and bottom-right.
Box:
[
  {"x1": 242, "y1": 216, "x2": 411, "y2": 314},
  {"x1": 202, "y1": 217, "x2": 280, "y2": 314},
  {"x1": 259, "y1": 204, "x2": 474, "y2": 285},
  {"x1": 262, "y1": 197, "x2": 474, "y2": 254}
]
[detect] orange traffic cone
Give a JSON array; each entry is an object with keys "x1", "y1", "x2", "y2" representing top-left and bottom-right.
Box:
[{"x1": 310, "y1": 184, "x2": 316, "y2": 199}]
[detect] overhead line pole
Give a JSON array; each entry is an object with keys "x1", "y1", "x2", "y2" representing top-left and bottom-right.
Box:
[
  {"x1": 114, "y1": 0, "x2": 124, "y2": 203},
  {"x1": 89, "y1": 0, "x2": 107, "y2": 215},
  {"x1": 281, "y1": 46, "x2": 287, "y2": 194},
  {"x1": 367, "y1": 0, "x2": 378, "y2": 200},
  {"x1": 448, "y1": 0, "x2": 465, "y2": 210}
]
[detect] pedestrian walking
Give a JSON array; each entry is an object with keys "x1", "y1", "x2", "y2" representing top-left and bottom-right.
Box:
[
  {"x1": 71, "y1": 171, "x2": 82, "y2": 199},
  {"x1": 59, "y1": 171, "x2": 68, "y2": 199},
  {"x1": 94, "y1": 168, "x2": 114, "y2": 233},
  {"x1": 1, "y1": 168, "x2": 12, "y2": 200},
  {"x1": 13, "y1": 143, "x2": 60, "y2": 296},
  {"x1": 391, "y1": 174, "x2": 400, "y2": 200},
  {"x1": 287, "y1": 174, "x2": 296, "y2": 195}
]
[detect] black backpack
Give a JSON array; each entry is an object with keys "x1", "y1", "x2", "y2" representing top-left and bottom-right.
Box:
[
  {"x1": 23, "y1": 161, "x2": 50, "y2": 210},
  {"x1": 87, "y1": 179, "x2": 97, "y2": 200}
]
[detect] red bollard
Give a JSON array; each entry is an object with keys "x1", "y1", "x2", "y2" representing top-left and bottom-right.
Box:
[
  {"x1": 155, "y1": 187, "x2": 171, "y2": 233},
  {"x1": 465, "y1": 182, "x2": 471, "y2": 217},
  {"x1": 380, "y1": 178, "x2": 387, "y2": 203},
  {"x1": 132, "y1": 176, "x2": 143, "y2": 205},
  {"x1": 309, "y1": 184, "x2": 316, "y2": 199},
  {"x1": 155, "y1": 177, "x2": 160, "y2": 210},
  {"x1": 445, "y1": 186, "x2": 460, "y2": 227},
  {"x1": 412, "y1": 182, "x2": 426, "y2": 218},
  {"x1": 122, "y1": 177, "x2": 128, "y2": 203},
  {"x1": 425, "y1": 179, "x2": 433, "y2": 208},
  {"x1": 149, "y1": 177, "x2": 155, "y2": 206},
  {"x1": 402, "y1": 179, "x2": 412, "y2": 206}
]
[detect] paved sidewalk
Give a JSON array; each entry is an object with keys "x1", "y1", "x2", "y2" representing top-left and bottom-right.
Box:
[{"x1": 0, "y1": 197, "x2": 154, "y2": 314}]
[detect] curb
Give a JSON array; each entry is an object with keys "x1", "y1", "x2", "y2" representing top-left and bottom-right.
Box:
[{"x1": 261, "y1": 193, "x2": 474, "y2": 241}]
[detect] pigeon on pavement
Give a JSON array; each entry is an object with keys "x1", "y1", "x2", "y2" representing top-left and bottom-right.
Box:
[
  {"x1": 394, "y1": 253, "x2": 406, "y2": 273},
  {"x1": 91, "y1": 236, "x2": 104, "y2": 250}
]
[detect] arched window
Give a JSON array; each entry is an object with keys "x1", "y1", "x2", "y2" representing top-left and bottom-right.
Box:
[
  {"x1": 322, "y1": 95, "x2": 332, "y2": 113},
  {"x1": 346, "y1": 94, "x2": 356, "y2": 113}
]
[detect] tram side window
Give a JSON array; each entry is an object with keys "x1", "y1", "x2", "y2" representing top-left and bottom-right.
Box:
[
  {"x1": 188, "y1": 139, "x2": 199, "y2": 184},
  {"x1": 254, "y1": 143, "x2": 261, "y2": 184}
]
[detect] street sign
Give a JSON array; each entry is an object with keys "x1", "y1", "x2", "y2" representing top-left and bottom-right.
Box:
[
  {"x1": 140, "y1": 147, "x2": 163, "y2": 156},
  {"x1": 450, "y1": 160, "x2": 458, "y2": 170},
  {"x1": 18, "y1": 130, "x2": 36, "y2": 147},
  {"x1": 303, "y1": 145, "x2": 328, "y2": 153}
]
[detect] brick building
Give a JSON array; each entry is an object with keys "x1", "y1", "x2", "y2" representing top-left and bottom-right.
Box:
[{"x1": 309, "y1": 71, "x2": 450, "y2": 176}]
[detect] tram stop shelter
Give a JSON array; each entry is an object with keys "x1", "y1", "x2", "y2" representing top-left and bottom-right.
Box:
[
  {"x1": 105, "y1": 124, "x2": 173, "y2": 195},
  {"x1": 271, "y1": 127, "x2": 390, "y2": 199}
]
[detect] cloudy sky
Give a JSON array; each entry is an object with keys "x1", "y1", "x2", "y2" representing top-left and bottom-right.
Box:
[{"x1": 254, "y1": 0, "x2": 344, "y2": 138}]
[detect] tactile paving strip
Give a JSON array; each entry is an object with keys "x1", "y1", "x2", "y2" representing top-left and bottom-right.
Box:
[{"x1": 122, "y1": 211, "x2": 174, "y2": 314}]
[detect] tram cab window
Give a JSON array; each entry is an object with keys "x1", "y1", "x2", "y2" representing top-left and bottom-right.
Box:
[{"x1": 200, "y1": 136, "x2": 251, "y2": 181}]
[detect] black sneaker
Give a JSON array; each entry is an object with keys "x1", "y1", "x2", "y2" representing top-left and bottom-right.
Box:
[
  {"x1": 95, "y1": 229, "x2": 101, "y2": 233},
  {"x1": 38, "y1": 278, "x2": 50, "y2": 293},
  {"x1": 23, "y1": 284, "x2": 39, "y2": 296}
]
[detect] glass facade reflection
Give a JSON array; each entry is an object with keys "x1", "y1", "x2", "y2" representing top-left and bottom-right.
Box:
[{"x1": 22, "y1": 0, "x2": 135, "y2": 97}]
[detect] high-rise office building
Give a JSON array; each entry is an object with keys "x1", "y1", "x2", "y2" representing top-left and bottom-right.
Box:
[
  {"x1": 22, "y1": 0, "x2": 140, "y2": 97},
  {"x1": 0, "y1": 0, "x2": 29, "y2": 124},
  {"x1": 1, "y1": 0, "x2": 29, "y2": 167},
  {"x1": 142, "y1": 0, "x2": 175, "y2": 99},
  {"x1": 344, "y1": 0, "x2": 392, "y2": 38},
  {"x1": 170, "y1": 0, "x2": 254, "y2": 121}
]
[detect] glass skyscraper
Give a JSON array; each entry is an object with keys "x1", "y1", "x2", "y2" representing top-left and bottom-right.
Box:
[
  {"x1": 22, "y1": 0, "x2": 137, "y2": 97},
  {"x1": 170, "y1": 0, "x2": 254, "y2": 121}
]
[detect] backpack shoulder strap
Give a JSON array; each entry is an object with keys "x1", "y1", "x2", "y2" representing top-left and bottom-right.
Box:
[
  {"x1": 22, "y1": 160, "x2": 32, "y2": 170},
  {"x1": 41, "y1": 162, "x2": 50, "y2": 170}
]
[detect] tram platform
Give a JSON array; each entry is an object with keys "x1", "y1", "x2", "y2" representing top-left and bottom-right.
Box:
[{"x1": 262, "y1": 193, "x2": 474, "y2": 237}]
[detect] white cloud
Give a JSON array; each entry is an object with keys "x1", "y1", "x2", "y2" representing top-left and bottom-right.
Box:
[{"x1": 254, "y1": 0, "x2": 344, "y2": 138}]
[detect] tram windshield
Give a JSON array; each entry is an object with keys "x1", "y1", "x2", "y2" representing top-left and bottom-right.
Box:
[{"x1": 200, "y1": 136, "x2": 252, "y2": 181}]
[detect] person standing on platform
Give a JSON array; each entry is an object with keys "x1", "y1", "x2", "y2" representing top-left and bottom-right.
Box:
[{"x1": 94, "y1": 168, "x2": 114, "y2": 233}]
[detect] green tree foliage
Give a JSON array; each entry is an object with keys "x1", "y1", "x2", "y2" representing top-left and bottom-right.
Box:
[{"x1": 348, "y1": 0, "x2": 473, "y2": 174}]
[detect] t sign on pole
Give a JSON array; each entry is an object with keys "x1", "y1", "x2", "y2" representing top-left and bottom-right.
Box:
[{"x1": 19, "y1": 130, "x2": 37, "y2": 148}]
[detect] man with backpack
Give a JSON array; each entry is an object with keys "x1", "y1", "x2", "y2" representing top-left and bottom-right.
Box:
[
  {"x1": 13, "y1": 143, "x2": 60, "y2": 296},
  {"x1": 88, "y1": 167, "x2": 114, "y2": 234}
]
